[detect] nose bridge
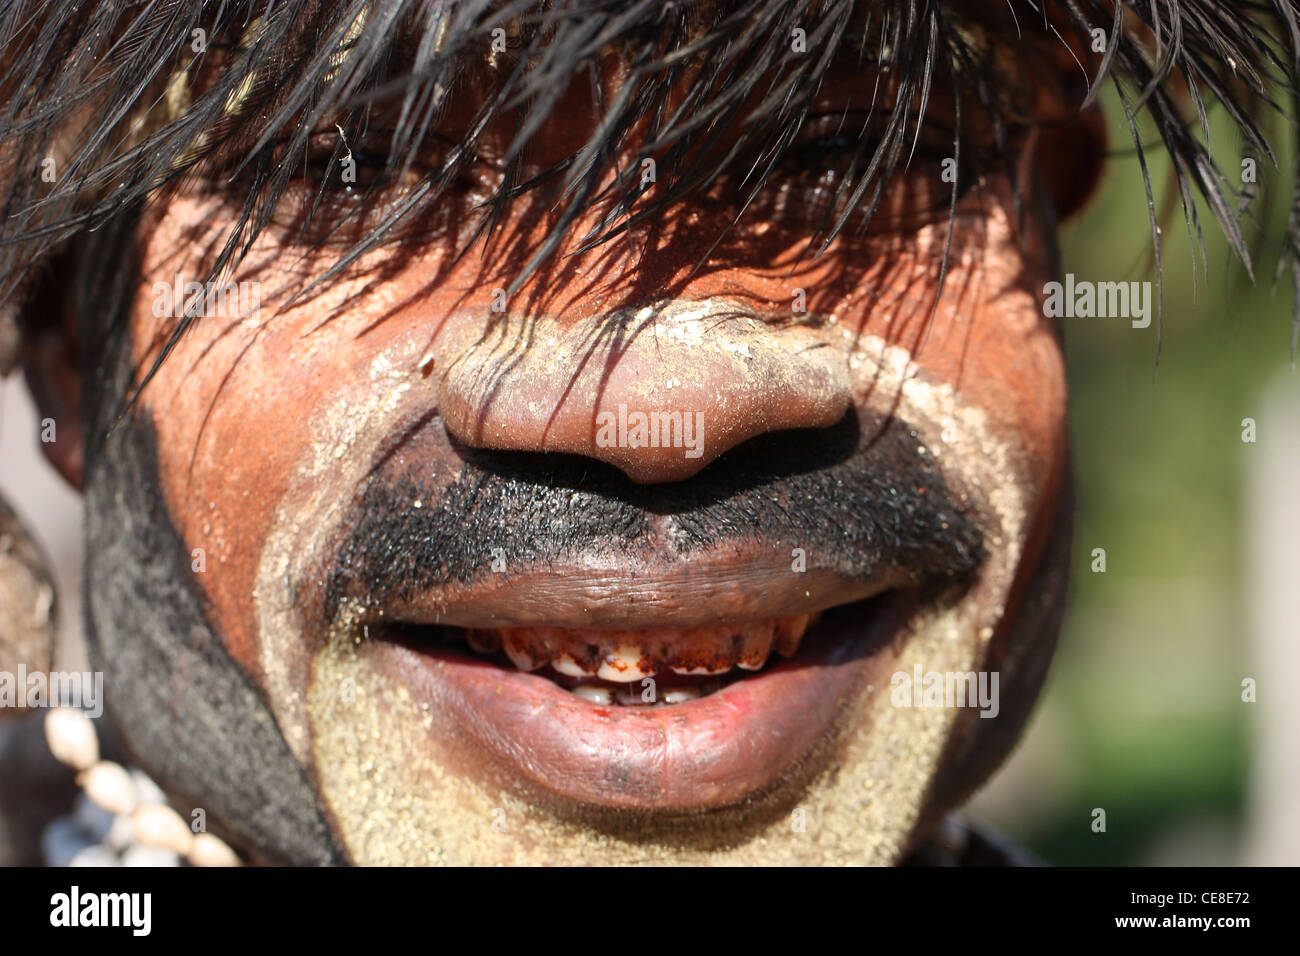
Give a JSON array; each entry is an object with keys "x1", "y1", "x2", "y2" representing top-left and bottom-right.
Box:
[{"x1": 437, "y1": 299, "x2": 852, "y2": 483}]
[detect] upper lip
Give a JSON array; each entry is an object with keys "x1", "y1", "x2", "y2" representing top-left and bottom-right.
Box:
[
  {"x1": 363, "y1": 554, "x2": 916, "y2": 631},
  {"x1": 318, "y1": 408, "x2": 986, "y2": 637}
]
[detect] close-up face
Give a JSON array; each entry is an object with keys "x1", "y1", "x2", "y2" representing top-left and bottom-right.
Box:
[
  {"x1": 2, "y1": 0, "x2": 1295, "y2": 869},
  {"x1": 113, "y1": 95, "x2": 1068, "y2": 865}
]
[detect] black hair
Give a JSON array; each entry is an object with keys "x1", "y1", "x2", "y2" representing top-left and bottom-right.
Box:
[{"x1": 3, "y1": 0, "x2": 1299, "y2": 378}]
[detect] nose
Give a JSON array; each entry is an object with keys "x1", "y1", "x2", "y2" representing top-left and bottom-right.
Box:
[{"x1": 437, "y1": 300, "x2": 852, "y2": 483}]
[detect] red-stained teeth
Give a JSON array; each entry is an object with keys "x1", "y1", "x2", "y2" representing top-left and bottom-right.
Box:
[
  {"x1": 500, "y1": 630, "x2": 543, "y2": 672},
  {"x1": 773, "y1": 614, "x2": 813, "y2": 657},
  {"x1": 470, "y1": 614, "x2": 823, "y2": 678},
  {"x1": 737, "y1": 620, "x2": 776, "y2": 671},
  {"x1": 552, "y1": 653, "x2": 590, "y2": 678},
  {"x1": 668, "y1": 662, "x2": 731, "y2": 676},
  {"x1": 664, "y1": 625, "x2": 744, "y2": 675},
  {"x1": 596, "y1": 645, "x2": 655, "y2": 683}
]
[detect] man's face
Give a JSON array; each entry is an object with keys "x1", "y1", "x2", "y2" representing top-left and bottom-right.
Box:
[{"x1": 76, "y1": 40, "x2": 1077, "y2": 864}]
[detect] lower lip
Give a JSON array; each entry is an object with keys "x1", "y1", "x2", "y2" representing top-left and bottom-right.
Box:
[{"x1": 367, "y1": 591, "x2": 916, "y2": 811}]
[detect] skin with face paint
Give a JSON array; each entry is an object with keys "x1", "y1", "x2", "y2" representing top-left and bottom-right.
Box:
[
  {"x1": 50, "y1": 61, "x2": 1073, "y2": 863},
  {"x1": 14, "y1": 5, "x2": 1144, "y2": 865}
]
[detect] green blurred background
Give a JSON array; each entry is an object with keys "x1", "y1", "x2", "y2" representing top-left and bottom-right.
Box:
[{"x1": 968, "y1": 88, "x2": 1298, "y2": 865}]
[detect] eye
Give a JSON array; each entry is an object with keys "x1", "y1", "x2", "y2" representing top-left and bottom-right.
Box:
[
  {"x1": 256, "y1": 128, "x2": 501, "y2": 249},
  {"x1": 747, "y1": 115, "x2": 973, "y2": 238},
  {"x1": 301, "y1": 132, "x2": 400, "y2": 196},
  {"x1": 789, "y1": 133, "x2": 859, "y2": 176}
]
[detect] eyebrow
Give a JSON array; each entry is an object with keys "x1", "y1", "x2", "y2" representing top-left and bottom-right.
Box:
[{"x1": 2, "y1": 0, "x2": 1298, "y2": 371}]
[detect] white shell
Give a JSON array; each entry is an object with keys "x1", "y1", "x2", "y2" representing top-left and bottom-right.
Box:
[
  {"x1": 130, "y1": 769, "x2": 166, "y2": 807},
  {"x1": 44, "y1": 708, "x2": 99, "y2": 771},
  {"x1": 189, "y1": 833, "x2": 241, "y2": 867},
  {"x1": 122, "y1": 845, "x2": 180, "y2": 867},
  {"x1": 131, "y1": 803, "x2": 194, "y2": 856},
  {"x1": 80, "y1": 761, "x2": 138, "y2": 816}
]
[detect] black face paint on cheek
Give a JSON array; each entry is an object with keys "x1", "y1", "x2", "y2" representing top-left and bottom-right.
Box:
[
  {"x1": 323, "y1": 411, "x2": 984, "y2": 622},
  {"x1": 79, "y1": 270, "x2": 346, "y2": 866}
]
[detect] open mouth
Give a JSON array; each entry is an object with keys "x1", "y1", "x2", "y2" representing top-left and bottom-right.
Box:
[
  {"x1": 366, "y1": 589, "x2": 919, "y2": 811},
  {"x1": 387, "y1": 611, "x2": 823, "y2": 706}
]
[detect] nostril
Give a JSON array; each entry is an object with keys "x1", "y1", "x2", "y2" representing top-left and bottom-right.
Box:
[
  {"x1": 450, "y1": 408, "x2": 862, "y2": 498},
  {"x1": 437, "y1": 301, "x2": 852, "y2": 483}
]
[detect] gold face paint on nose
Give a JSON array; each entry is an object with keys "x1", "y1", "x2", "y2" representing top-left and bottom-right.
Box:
[{"x1": 436, "y1": 299, "x2": 852, "y2": 483}]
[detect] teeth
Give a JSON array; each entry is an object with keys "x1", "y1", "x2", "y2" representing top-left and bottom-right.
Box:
[
  {"x1": 736, "y1": 620, "x2": 776, "y2": 670},
  {"x1": 596, "y1": 644, "x2": 655, "y2": 683},
  {"x1": 503, "y1": 645, "x2": 540, "y2": 671},
  {"x1": 463, "y1": 613, "x2": 822, "y2": 676},
  {"x1": 662, "y1": 687, "x2": 701, "y2": 704},
  {"x1": 571, "y1": 685, "x2": 612, "y2": 705},
  {"x1": 773, "y1": 614, "x2": 812, "y2": 657},
  {"x1": 663, "y1": 624, "x2": 733, "y2": 675},
  {"x1": 551, "y1": 654, "x2": 591, "y2": 677},
  {"x1": 501, "y1": 631, "x2": 542, "y2": 671},
  {"x1": 614, "y1": 684, "x2": 655, "y2": 706}
]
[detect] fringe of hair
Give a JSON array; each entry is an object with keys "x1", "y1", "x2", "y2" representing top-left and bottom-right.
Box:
[{"x1": 1, "y1": 0, "x2": 1298, "y2": 373}]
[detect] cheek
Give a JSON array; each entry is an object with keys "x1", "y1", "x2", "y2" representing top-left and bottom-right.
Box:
[
  {"x1": 794, "y1": 195, "x2": 1068, "y2": 604},
  {"x1": 128, "y1": 204, "x2": 444, "y2": 668},
  {"x1": 840, "y1": 200, "x2": 1067, "y2": 502}
]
